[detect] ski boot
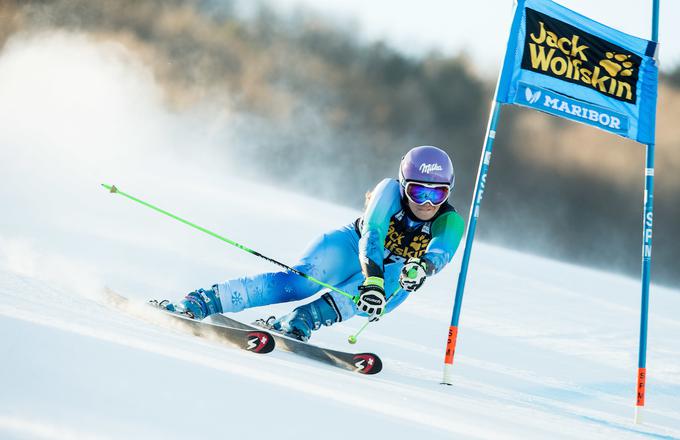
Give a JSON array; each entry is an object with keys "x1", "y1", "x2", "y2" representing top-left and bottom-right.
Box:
[
  {"x1": 265, "y1": 293, "x2": 340, "y2": 342},
  {"x1": 150, "y1": 286, "x2": 223, "y2": 320}
]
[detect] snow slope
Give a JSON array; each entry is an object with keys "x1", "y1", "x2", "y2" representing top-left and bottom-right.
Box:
[
  {"x1": 0, "y1": 32, "x2": 679, "y2": 440},
  {"x1": 1, "y1": 175, "x2": 679, "y2": 440}
]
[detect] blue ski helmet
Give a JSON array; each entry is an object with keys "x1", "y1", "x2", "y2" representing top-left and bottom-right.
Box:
[{"x1": 399, "y1": 145, "x2": 455, "y2": 188}]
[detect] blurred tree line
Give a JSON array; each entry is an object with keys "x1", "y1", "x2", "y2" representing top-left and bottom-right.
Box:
[{"x1": 1, "y1": 0, "x2": 678, "y2": 287}]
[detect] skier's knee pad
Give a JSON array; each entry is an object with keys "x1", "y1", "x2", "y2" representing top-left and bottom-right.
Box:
[{"x1": 181, "y1": 286, "x2": 223, "y2": 320}]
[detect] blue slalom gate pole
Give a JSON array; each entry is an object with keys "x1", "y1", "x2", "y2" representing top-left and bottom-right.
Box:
[
  {"x1": 442, "y1": 100, "x2": 502, "y2": 384},
  {"x1": 635, "y1": 0, "x2": 660, "y2": 424}
]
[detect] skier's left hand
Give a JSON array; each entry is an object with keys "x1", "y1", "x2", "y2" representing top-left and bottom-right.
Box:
[{"x1": 399, "y1": 258, "x2": 428, "y2": 292}]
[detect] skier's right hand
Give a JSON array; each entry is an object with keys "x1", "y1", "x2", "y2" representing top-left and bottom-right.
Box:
[
  {"x1": 399, "y1": 257, "x2": 428, "y2": 292},
  {"x1": 356, "y1": 277, "x2": 386, "y2": 322}
]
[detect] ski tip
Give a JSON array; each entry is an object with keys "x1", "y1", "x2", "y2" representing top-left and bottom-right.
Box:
[
  {"x1": 245, "y1": 330, "x2": 276, "y2": 354},
  {"x1": 101, "y1": 183, "x2": 118, "y2": 193},
  {"x1": 352, "y1": 353, "x2": 382, "y2": 375}
]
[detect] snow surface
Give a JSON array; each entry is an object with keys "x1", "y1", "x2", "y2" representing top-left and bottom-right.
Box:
[{"x1": 0, "y1": 32, "x2": 679, "y2": 440}]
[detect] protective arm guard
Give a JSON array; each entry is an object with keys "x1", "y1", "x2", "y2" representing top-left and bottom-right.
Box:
[
  {"x1": 421, "y1": 210, "x2": 465, "y2": 275},
  {"x1": 358, "y1": 179, "x2": 402, "y2": 278}
]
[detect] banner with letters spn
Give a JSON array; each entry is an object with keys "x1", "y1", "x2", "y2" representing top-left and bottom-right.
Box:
[{"x1": 497, "y1": 0, "x2": 659, "y2": 144}]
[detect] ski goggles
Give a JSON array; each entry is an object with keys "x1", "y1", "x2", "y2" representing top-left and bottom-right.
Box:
[{"x1": 404, "y1": 181, "x2": 450, "y2": 206}]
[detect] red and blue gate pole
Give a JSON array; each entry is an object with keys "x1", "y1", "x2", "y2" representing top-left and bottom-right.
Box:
[
  {"x1": 635, "y1": 0, "x2": 659, "y2": 424},
  {"x1": 442, "y1": 101, "x2": 502, "y2": 384}
]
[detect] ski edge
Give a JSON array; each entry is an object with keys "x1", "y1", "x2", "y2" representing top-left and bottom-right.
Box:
[
  {"x1": 206, "y1": 314, "x2": 382, "y2": 375},
  {"x1": 103, "y1": 288, "x2": 275, "y2": 354}
]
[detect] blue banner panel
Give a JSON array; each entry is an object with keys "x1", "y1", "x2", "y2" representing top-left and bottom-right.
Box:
[
  {"x1": 497, "y1": 0, "x2": 658, "y2": 144},
  {"x1": 515, "y1": 81, "x2": 629, "y2": 135}
]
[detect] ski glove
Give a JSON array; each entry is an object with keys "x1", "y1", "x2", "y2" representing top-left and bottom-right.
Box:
[
  {"x1": 356, "y1": 277, "x2": 386, "y2": 322},
  {"x1": 399, "y1": 258, "x2": 428, "y2": 292}
]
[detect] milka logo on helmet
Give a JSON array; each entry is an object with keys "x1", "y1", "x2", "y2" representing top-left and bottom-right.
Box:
[{"x1": 419, "y1": 163, "x2": 443, "y2": 174}]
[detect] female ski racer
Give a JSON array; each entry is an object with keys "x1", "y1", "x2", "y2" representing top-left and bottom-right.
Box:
[{"x1": 160, "y1": 145, "x2": 465, "y2": 341}]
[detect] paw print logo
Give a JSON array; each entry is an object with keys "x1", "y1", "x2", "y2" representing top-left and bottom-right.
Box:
[
  {"x1": 409, "y1": 234, "x2": 429, "y2": 252},
  {"x1": 599, "y1": 52, "x2": 635, "y2": 77}
]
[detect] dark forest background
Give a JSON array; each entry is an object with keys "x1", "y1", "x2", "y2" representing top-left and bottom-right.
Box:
[{"x1": 1, "y1": 0, "x2": 678, "y2": 287}]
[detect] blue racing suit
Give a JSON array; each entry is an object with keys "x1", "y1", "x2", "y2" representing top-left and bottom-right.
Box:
[{"x1": 213, "y1": 178, "x2": 465, "y2": 321}]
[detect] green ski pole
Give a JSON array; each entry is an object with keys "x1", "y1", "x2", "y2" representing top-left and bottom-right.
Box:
[{"x1": 101, "y1": 184, "x2": 356, "y2": 301}]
